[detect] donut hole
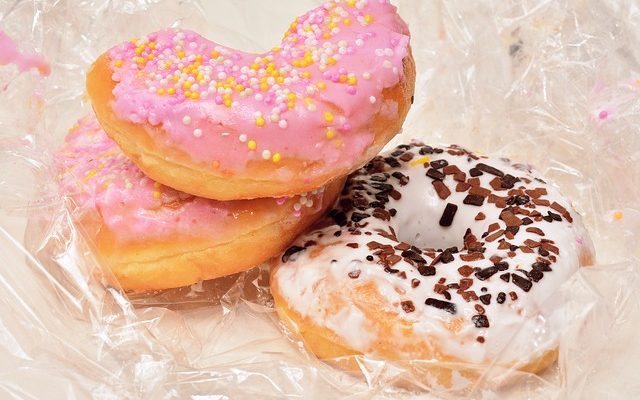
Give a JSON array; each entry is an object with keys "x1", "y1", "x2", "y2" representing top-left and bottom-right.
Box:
[{"x1": 395, "y1": 214, "x2": 467, "y2": 251}]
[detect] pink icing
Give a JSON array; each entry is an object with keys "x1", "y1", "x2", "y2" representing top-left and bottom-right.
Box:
[
  {"x1": 107, "y1": 0, "x2": 410, "y2": 174},
  {"x1": 56, "y1": 116, "x2": 323, "y2": 244},
  {"x1": 0, "y1": 31, "x2": 50, "y2": 76}
]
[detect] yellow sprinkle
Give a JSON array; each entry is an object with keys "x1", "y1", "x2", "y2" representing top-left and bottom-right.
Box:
[
  {"x1": 167, "y1": 87, "x2": 176, "y2": 95},
  {"x1": 343, "y1": 18, "x2": 352, "y2": 25},
  {"x1": 347, "y1": 76, "x2": 358, "y2": 85},
  {"x1": 326, "y1": 128, "x2": 335, "y2": 139},
  {"x1": 148, "y1": 42, "x2": 156, "y2": 49},
  {"x1": 251, "y1": 63, "x2": 260, "y2": 70},
  {"x1": 147, "y1": 54, "x2": 155, "y2": 60},
  {"x1": 177, "y1": 50, "x2": 186, "y2": 58},
  {"x1": 256, "y1": 116, "x2": 266, "y2": 127},
  {"x1": 114, "y1": 60, "x2": 123, "y2": 68},
  {"x1": 347, "y1": 0, "x2": 356, "y2": 6},
  {"x1": 287, "y1": 101, "x2": 295, "y2": 109},
  {"x1": 272, "y1": 153, "x2": 282, "y2": 163},
  {"x1": 276, "y1": 76, "x2": 285, "y2": 84},
  {"x1": 410, "y1": 156, "x2": 431, "y2": 167},
  {"x1": 156, "y1": 88, "x2": 165, "y2": 95},
  {"x1": 224, "y1": 96, "x2": 232, "y2": 107},
  {"x1": 135, "y1": 47, "x2": 144, "y2": 55},
  {"x1": 301, "y1": 71, "x2": 312, "y2": 79},
  {"x1": 235, "y1": 84, "x2": 245, "y2": 92},
  {"x1": 324, "y1": 111, "x2": 334, "y2": 123},
  {"x1": 83, "y1": 169, "x2": 97, "y2": 182},
  {"x1": 247, "y1": 140, "x2": 257, "y2": 150},
  {"x1": 271, "y1": 47, "x2": 282, "y2": 53},
  {"x1": 211, "y1": 50, "x2": 219, "y2": 58},
  {"x1": 327, "y1": 57, "x2": 337, "y2": 65},
  {"x1": 613, "y1": 211, "x2": 624, "y2": 220},
  {"x1": 183, "y1": 81, "x2": 192, "y2": 89},
  {"x1": 287, "y1": 93, "x2": 297, "y2": 100},
  {"x1": 323, "y1": 33, "x2": 331, "y2": 39},
  {"x1": 316, "y1": 81, "x2": 327, "y2": 90},
  {"x1": 364, "y1": 14, "x2": 374, "y2": 25},
  {"x1": 260, "y1": 82, "x2": 269, "y2": 91},
  {"x1": 153, "y1": 191, "x2": 161, "y2": 199},
  {"x1": 190, "y1": 92, "x2": 200, "y2": 100}
]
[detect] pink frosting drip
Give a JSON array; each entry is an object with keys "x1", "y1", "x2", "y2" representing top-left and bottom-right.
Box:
[
  {"x1": 56, "y1": 116, "x2": 322, "y2": 244},
  {"x1": 0, "y1": 31, "x2": 50, "y2": 76},
  {"x1": 107, "y1": 0, "x2": 410, "y2": 174}
]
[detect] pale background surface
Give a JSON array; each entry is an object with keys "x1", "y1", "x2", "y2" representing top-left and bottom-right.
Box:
[{"x1": 0, "y1": 0, "x2": 639, "y2": 398}]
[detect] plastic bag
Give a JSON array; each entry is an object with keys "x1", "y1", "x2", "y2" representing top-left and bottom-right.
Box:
[{"x1": 1, "y1": 0, "x2": 639, "y2": 398}]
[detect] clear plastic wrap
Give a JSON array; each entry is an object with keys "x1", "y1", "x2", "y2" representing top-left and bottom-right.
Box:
[{"x1": 1, "y1": 0, "x2": 639, "y2": 398}]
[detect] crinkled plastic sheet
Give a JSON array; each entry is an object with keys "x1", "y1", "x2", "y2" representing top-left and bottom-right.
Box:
[{"x1": 0, "y1": 0, "x2": 639, "y2": 398}]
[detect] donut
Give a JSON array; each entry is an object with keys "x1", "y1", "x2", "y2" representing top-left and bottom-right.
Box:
[
  {"x1": 270, "y1": 142, "x2": 594, "y2": 387},
  {"x1": 56, "y1": 115, "x2": 343, "y2": 292},
  {"x1": 86, "y1": 0, "x2": 415, "y2": 200}
]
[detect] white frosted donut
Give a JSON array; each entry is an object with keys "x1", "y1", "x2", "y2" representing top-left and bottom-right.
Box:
[{"x1": 271, "y1": 142, "x2": 594, "y2": 387}]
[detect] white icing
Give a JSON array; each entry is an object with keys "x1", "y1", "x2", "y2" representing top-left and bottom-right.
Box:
[{"x1": 273, "y1": 143, "x2": 594, "y2": 366}]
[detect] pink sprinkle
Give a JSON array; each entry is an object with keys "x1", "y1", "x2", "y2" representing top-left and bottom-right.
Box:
[
  {"x1": 276, "y1": 197, "x2": 286, "y2": 205},
  {"x1": 346, "y1": 86, "x2": 357, "y2": 95},
  {"x1": 341, "y1": 122, "x2": 352, "y2": 131},
  {"x1": 215, "y1": 96, "x2": 223, "y2": 105},
  {"x1": 599, "y1": 110, "x2": 608, "y2": 120}
]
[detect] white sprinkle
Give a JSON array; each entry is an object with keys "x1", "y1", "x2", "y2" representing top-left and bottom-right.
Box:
[
  {"x1": 193, "y1": 129, "x2": 202, "y2": 138},
  {"x1": 362, "y1": 71, "x2": 371, "y2": 80},
  {"x1": 239, "y1": 134, "x2": 247, "y2": 142},
  {"x1": 278, "y1": 119, "x2": 288, "y2": 129},
  {"x1": 384, "y1": 48, "x2": 394, "y2": 57},
  {"x1": 293, "y1": 203, "x2": 302, "y2": 211},
  {"x1": 355, "y1": 38, "x2": 364, "y2": 47},
  {"x1": 182, "y1": 116, "x2": 191, "y2": 125},
  {"x1": 369, "y1": 96, "x2": 377, "y2": 104},
  {"x1": 262, "y1": 150, "x2": 272, "y2": 160},
  {"x1": 221, "y1": 132, "x2": 230, "y2": 136},
  {"x1": 383, "y1": 60, "x2": 393, "y2": 68}
]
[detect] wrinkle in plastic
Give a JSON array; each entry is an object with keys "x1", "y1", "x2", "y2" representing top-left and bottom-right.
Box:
[{"x1": 0, "y1": 0, "x2": 639, "y2": 398}]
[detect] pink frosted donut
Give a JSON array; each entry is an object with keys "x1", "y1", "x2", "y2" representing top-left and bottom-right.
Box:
[
  {"x1": 87, "y1": 0, "x2": 415, "y2": 200},
  {"x1": 55, "y1": 115, "x2": 343, "y2": 292}
]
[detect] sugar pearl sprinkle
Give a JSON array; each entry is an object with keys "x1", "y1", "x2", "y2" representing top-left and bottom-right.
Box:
[{"x1": 108, "y1": 0, "x2": 408, "y2": 170}]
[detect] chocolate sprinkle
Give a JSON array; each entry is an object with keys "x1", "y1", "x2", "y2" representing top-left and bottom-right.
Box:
[
  {"x1": 439, "y1": 203, "x2": 458, "y2": 227},
  {"x1": 475, "y1": 266, "x2": 499, "y2": 281},
  {"x1": 401, "y1": 300, "x2": 415, "y2": 313},
  {"x1": 282, "y1": 246, "x2": 305, "y2": 262},
  {"x1": 511, "y1": 273, "x2": 533, "y2": 292},
  {"x1": 476, "y1": 163, "x2": 504, "y2": 177},
  {"x1": 348, "y1": 270, "x2": 361, "y2": 279},
  {"x1": 472, "y1": 315, "x2": 490, "y2": 328},
  {"x1": 425, "y1": 298, "x2": 457, "y2": 314},
  {"x1": 463, "y1": 194, "x2": 485, "y2": 206}
]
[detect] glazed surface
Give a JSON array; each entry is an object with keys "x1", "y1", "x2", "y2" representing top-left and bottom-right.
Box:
[
  {"x1": 56, "y1": 116, "x2": 324, "y2": 244},
  {"x1": 272, "y1": 143, "x2": 594, "y2": 365},
  {"x1": 106, "y1": 0, "x2": 410, "y2": 175}
]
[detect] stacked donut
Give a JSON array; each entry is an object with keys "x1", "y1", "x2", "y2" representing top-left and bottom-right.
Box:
[
  {"x1": 55, "y1": 0, "x2": 594, "y2": 389},
  {"x1": 56, "y1": 0, "x2": 415, "y2": 292}
]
